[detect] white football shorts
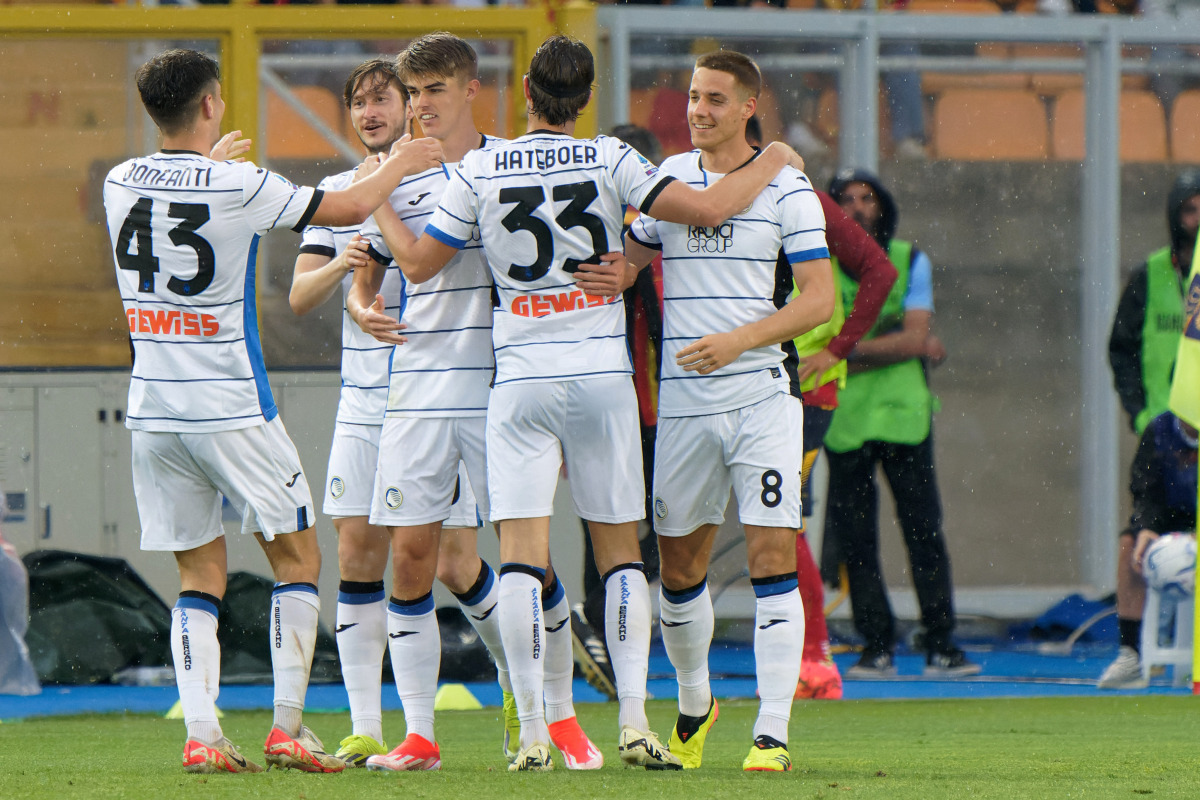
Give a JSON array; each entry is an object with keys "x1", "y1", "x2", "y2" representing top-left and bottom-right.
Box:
[
  {"x1": 133, "y1": 416, "x2": 315, "y2": 551},
  {"x1": 323, "y1": 421, "x2": 380, "y2": 518},
  {"x1": 487, "y1": 375, "x2": 644, "y2": 524},
  {"x1": 370, "y1": 416, "x2": 485, "y2": 527},
  {"x1": 653, "y1": 391, "x2": 803, "y2": 537}
]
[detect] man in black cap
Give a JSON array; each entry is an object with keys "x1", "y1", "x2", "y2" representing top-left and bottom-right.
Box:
[{"x1": 822, "y1": 169, "x2": 979, "y2": 679}]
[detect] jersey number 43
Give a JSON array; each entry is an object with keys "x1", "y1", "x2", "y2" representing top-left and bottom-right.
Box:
[{"x1": 116, "y1": 197, "x2": 215, "y2": 296}]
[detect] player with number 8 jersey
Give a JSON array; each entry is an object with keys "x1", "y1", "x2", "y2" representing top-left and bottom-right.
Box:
[{"x1": 375, "y1": 35, "x2": 807, "y2": 772}]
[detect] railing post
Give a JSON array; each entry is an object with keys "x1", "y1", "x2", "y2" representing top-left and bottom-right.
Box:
[{"x1": 1079, "y1": 23, "x2": 1121, "y2": 593}]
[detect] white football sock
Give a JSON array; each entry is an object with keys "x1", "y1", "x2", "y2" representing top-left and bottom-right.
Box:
[
  {"x1": 541, "y1": 576, "x2": 575, "y2": 725},
  {"x1": 336, "y1": 580, "x2": 387, "y2": 742},
  {"x1": 270, "y1": 583, "x2": 320, "y2": 736},
  {"x1": 387, "y1": 593, "x2": 440, "y2": 743},
  {"x1": 660, "y1": 579, "x2": 714, "y2": 718},
  {"x1": 173, "y1": 593, "x2": 223, "y2": 744},
  {"x1": 498, "y1": 565, "x2": 550, "y2": 747},
  {"x1": 752, "y1": 577, "x2": 804, "y2": 746},
  {"x1": 605, "y1": 564, "x2": 650, "y2": 732},
  {"x1": 453, "y1": 560, "x2": 511, "y2": 694}
]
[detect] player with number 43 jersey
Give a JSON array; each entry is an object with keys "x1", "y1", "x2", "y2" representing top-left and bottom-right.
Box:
[
  {"x1": 103, "y1": 48, "x2": 443, "y2": 776},
  {"x1": 371, "y1": 35, "x2": 808, "y2": 773}
]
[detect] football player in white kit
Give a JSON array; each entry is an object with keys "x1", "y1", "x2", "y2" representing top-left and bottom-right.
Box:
[
  {"x1": 289, "y1": 54, "x2": 506, "y2": 769},
  {"x1": 356, "y1": 35, "x2": 807, "y2": 773},
  {"x1": 322, "y1": 34, "x2": 514, "y2": 772},
  {"x1": 623, "y1": 51, "x2": 834, "y2": 773},
  {"x1": 104, "y1": 49, "x2": 442, "y2": 775}
]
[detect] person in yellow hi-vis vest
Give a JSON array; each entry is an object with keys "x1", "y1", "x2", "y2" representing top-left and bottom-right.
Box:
[
  {"x1": 1099, "y1": 170, "x2": 1200, "y2": 688},
  {"x1": 822, "y1": 169, "x2": 980, "y2": 679}
]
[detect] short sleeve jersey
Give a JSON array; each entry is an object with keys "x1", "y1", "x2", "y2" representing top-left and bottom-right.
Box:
[
  {"x1": 630, "y1": 151, "x2": 829, "y2": 417},
  {"x1": 299, "y1": 168, "x2": 405, "y2": 425},
  {"x1": 104, "y1": 151, "x2": 320, "y2": 433},
  {"x1": 360, "y1": 135, "x2": 504, "y2": 417},
  {"x1": 425, "y1": 132, "x2": 674, "y2": 386}
]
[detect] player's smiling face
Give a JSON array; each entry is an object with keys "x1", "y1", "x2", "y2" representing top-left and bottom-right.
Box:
[
  {"x1": 687, "y1": 67, "x2": 754, "y2": 153},
  {"x1": 404, "y1": 73, "x2": 477, "y2": 141},
  {"x1": 349, "y1": 78, "x2": 409, "y2": 154}
]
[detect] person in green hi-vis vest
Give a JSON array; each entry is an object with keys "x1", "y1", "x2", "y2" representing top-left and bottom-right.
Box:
[
  {"x1": 1099, "y1": 170, "x2": 1200, "y2": 689},
  {"x1": 822, "y1": 169, "x2": 979, "y2": 679}
]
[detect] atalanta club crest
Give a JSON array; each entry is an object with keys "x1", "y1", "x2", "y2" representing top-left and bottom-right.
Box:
[{"x1": 385, "y1": 487, "x2": 404, "y2": 510}]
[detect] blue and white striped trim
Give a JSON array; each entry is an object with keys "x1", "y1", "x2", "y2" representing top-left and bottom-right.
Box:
[
  {"x1": 388, "y1": 593, "x2": 435, "y2": 616},
  {"x1": 176, "y1": 595, "x2": 220, "y2": 617},
  {"x1": 426, "y1": 223, "x2": 468, "y2": 249},
  {"x1": 750, "y1": 574, "x2": 799, "y2": 598},
  {"x1": 785, "y1": 246, "x2": 830, "y2": 264}
]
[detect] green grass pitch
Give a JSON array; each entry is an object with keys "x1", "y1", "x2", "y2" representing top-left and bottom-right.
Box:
[{"x1": 3, "y1": 696, "x2": 1199, "y2": 799}]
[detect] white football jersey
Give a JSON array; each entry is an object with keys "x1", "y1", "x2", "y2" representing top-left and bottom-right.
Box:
[
  {"x1": 299, "y1": 168, "x2": 405, "y2": 425},
  {"x1": 360, "y1": 134, "x2": 503, "y2": 418},
  {"x1": 427, "y1": 132, "x2": 673, "y2": 386},
  {"x1": 630, "y1": 152, "x2": 829, "y2": 418},
  {"x1": 104, "y1": 151, "x2": 320, "y2": 433}
]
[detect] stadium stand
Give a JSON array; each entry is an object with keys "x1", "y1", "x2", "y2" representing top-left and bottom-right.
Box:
[
  {"x1": 1169, "y1": 89, "x2": 1200, "y2": 164},
  {"x1": 265, "y1": 85, "x2": 345, "y2": 160},
  {"x1": 1050, "y1": 88, "x2": 1168, "y2": 162},
  {"x1": 931, "y1": 87, "x2": 1048, "y2": 160}
]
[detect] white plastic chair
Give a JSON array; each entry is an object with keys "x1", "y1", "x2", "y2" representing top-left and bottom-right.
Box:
[{"x1": 1140, "y1": 589, "x2": 1195, "y2": 687}]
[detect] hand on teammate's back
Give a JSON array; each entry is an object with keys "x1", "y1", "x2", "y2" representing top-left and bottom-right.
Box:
[
  {"x1": 571, "y1": 252, "x2": 634, "y2": 297},
  {"x1": 210, "y1": 130, "x2": 252, "y2": 162}
]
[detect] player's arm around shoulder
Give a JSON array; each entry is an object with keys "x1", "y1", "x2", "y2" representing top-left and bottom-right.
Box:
[
  {"x1": 310, "y1": 135, "x2": 445, "y2": 227},
  {"x1": 647, "y1": 141, "x2": 800, "y2": 228},
  {"x1": 396, "y1": 156, "x2": 480, "y2": 285}
]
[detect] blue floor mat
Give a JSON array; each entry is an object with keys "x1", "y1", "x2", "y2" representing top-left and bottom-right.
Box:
[{"x1": 1, "y1": 641, "x2": 1190, "y2": 720}]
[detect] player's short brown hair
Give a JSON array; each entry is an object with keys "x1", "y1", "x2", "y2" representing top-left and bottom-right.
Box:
[
  {"x1": 694, "y1": 50, "x2": 762, "y2": 100},
  {"x1": 343, "y1": 58, "x2": 407, "y2": 109},
  {"x1": 135, "y1": 49, "x2": 220, "y2": 135},
  {"x1": 527, "y1": 35, "x2": 593, "y2": 126},
  {"x1": 396, "y1": 32, "x2": 479, "y2": 85}
]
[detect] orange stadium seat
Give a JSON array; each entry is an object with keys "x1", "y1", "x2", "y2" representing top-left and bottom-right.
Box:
[
  {"x1": 266, "y1": 85, "x2": 345, "y2": 160},
  {"x1": 1170, "y1": 90, "x2": 1200, "y2": 164},
  {"x1": 1051, "y1": 88, "x2": 1168, "y2": 162},
  {"x1": 923, "y1": 43, "x2": 1029, "y2": 95},
  {"x1": 931, "y1": 88, "x2": 1048, "y2": 161},
  {"x1": 906, "y1": 0, "x2": 1000, "y2": 13}
]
